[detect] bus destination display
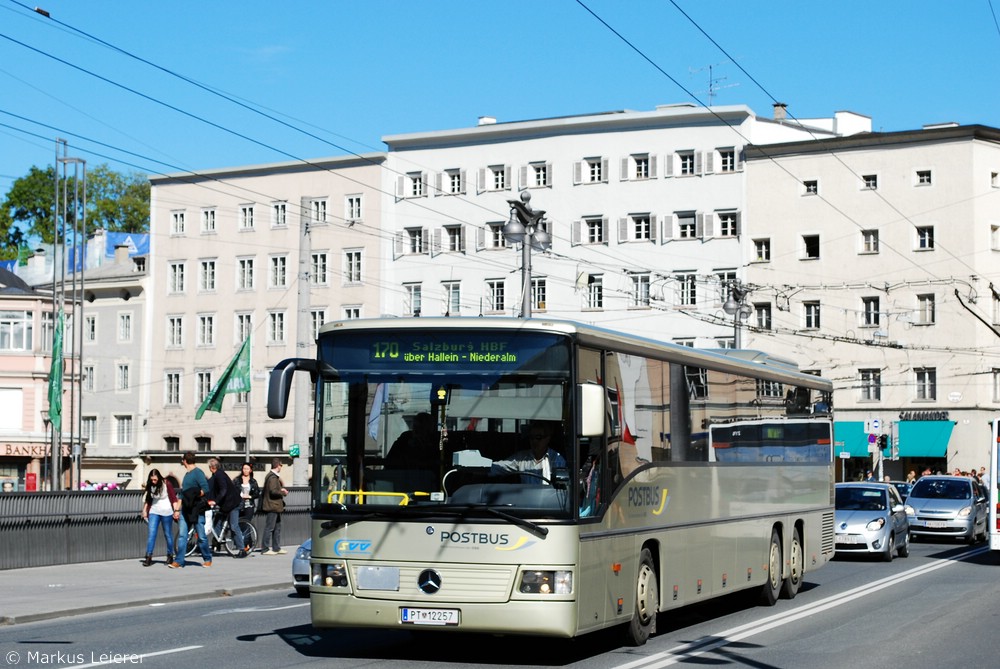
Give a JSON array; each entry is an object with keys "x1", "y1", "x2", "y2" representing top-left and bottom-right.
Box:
[{"x1": 371, "y1": 338, "x2": 518, "y2": 365}]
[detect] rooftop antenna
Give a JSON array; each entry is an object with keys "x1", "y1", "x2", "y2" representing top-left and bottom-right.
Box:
[{"x1": 690, "y1": 62, "x2": 740, "y2": 106}]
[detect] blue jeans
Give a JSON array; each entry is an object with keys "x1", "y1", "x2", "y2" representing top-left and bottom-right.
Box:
[
  {"x1": 145, "y1": 513, "x2": 175, "y2": 556},
  {"x1": 175, "y1": 512, "x2": 210, "y2": 565},
  {"x1": 213, "y1": 507, "x2": 245, "y2": 551}
]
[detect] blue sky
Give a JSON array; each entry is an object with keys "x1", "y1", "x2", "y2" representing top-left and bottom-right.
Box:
[{"x1": 2, "y1": 1, "x2": 1000, "y2": 194}]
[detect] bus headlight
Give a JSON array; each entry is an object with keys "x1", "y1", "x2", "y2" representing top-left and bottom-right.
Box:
[
  {"x1": 519, "y1": 570, "x2": 572, "y2": 595},
  {"x1": 314, "y1": 562, "x2": 348, "y2": 588}
]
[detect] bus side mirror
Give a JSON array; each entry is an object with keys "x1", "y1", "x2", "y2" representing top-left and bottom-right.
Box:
[
  {"x1": 577, "y1": 384, "x2": 606, "y2": 437},
  {"x1": 267, "y1": 358, "x2": 322, "y2": 419}
]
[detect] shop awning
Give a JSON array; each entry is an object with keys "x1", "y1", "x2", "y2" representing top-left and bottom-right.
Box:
[{"x1": 833, "y1": 420, "x2": 953, "y2": 459}]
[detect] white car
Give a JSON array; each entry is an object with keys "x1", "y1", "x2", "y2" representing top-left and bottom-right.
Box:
[
  {"x1": 292, "y1": 539, "x2": 311, "y2": 595},
  {"x1": 835, "y1": 482, "x2": 910, "y2": 561}
]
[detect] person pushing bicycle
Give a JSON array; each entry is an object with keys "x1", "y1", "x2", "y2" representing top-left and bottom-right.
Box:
[{"x1": 208, "y1": 458, "x2": 247, "y2": 558}]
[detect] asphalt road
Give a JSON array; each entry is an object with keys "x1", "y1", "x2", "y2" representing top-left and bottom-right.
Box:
[{"x1": 2, "y1": 539, "x2": 997, "y2": 669}]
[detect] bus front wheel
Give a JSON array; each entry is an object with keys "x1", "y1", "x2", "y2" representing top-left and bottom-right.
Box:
[
  {"x1": 760, "y1": 528, "x2": 781, "y2": 606},
  {"x1": 625, "y1": 548, "x2": 658, "y2": 646}
]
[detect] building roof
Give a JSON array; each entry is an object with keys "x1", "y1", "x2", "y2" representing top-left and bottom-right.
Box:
[{"x1": 0, "y1": 266, "x2": 39, "y2": 295}]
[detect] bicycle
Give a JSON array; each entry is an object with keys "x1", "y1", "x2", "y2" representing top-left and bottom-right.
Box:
[{"x1": 185, "y1": 509, "x2": 257, "y2": 557}]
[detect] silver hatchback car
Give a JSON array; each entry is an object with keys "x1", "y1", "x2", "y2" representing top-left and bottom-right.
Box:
[
  {"x1": 905, "y1": 475, "x2": 988, "y2": 543},
  {"x1": 835, "y1": 482, "x2": 910, "y2": 561}
]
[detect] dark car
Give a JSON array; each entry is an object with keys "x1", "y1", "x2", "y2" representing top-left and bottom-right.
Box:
[
  {"x1": 835, "y1": 482, "x2": 910, "y2": 561},
  {"x1": 905, "y1": 475, "x2": 987, "y2": 543},
  {"x1": 888, "y1": 480, "x2": 913, "y2": 502}
]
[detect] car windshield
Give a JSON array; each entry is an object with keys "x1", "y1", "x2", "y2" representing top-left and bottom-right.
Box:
[
  {"x1": 910, "y1": 479, "x2": 971, "y2": 500},
  {"x1": 836, "y1": 487, "x2": 886, "y2": 511}
]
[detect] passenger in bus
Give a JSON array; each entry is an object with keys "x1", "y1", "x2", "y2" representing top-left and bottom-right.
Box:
[
  {"x1": 490, "y1": 420, "x2": 567, "y2": 484},
  {"x1": 386, "y1": 412, "x2": 440, "y2": 467}
]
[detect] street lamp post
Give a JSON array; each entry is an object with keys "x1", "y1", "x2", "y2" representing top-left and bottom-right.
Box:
[
  {"x1": 722, "y1": 280, "x2": 752, "y2": 348},
  {"x1": 503, "y1": 191, "x2": 550, "y2": 318}
]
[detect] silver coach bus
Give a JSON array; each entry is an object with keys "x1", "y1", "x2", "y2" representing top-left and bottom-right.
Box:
[{"x1": 268, "y1": 317, "x2": 835, "y2": 645}]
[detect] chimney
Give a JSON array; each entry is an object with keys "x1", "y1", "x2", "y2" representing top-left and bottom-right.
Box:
[
  {"x1": 114, "y1": 244, "x2": 130, "y2": 265},
  {"x1": 773, "y1": 103, "x2": 787, "y2": 121}
]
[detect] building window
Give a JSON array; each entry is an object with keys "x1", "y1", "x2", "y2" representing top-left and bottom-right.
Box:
[
  {"x1": 719, "y1": 148, "x2": 736, "y2": 173},
  {"x1": 239, "y1": 205, "x2": 255, "y2": 230},
  {"x1": 862, "y1": 230, "x2": 879, "y2": 254},
  {"x1": 443, "y1": 226, "x2": 464, "y2": 253},
  {"x1": 631, "y1": 273, "x2": 651, "y2": 307},
  {"x1": 587, "y1": 275, "x2": 603, "y2": 309},
  {"x1": 406, "y1": 228, "x2": 426, "y2": 254},
  {"x1": 82, "y1": 416, "x2": 96, "y2": 445},
  {"x1": 915, "y1": 368, "x2": 936, "y2": 400},
  {"x1": 117, "y1": 313, "x2": 132, "y2": 342},
  {"x1": 532, "y1": 277, "x2": 547, "y2": 312},
  {"x1": 83, "y1": 365, "x2": 95, "y2": 392},
  {"x1": 237, "y1": 257, "x2": 255, "y2": 290},
  {"x1": 678, "y1": 212, "x2": 697, "y2": 239},
  {"x1": 863, "y1": 174, "x2": 878, "y2": 190},
  {"x1": 628, "y1": 214, "x2": 652, "y2": 241},
  {"x1": 343, "y1": 306, "x2": 361, "y2": 320},
  {"x1": 168, "y1": 262, "x2": 185, "y2": 293},
  {"x1": 196, "y1": 371, "x2": 212, "y2": 405},
  {"x1": 803, "y1": 179, "x2": 819, "y2": 195},
  {"x1": 678, "y1": 151, "x2": 696, "y2": 176},
  {"x1": 407, "y1": 172, "x2": 425, "y2": 197},
  {"x1": 201, "y1": 209, "x2": 216, "y2": 233},
  {"x1": 916, "y1": 169, "x2": 932, "y2": 186},
  {"x1": 443, "y1": 281, "x2": 461, "y2": 316},
  {"x1": 718, "y1": 212, "x2": 738, "y2": 237},
  {"x1": 236, "y1": 313, "x2": 252, "y2": 342},
  {"x1": 199, "y1": 259, "x2": 216, "y2": 292},
  {"x1": 269, "y1": 255, "x2": 288, "y2": 288},
  {"x1": 860, "y1": 369, "x2": 881, "y2": 401},
  {"x1": 167, "y1": 316, "x2": 183, "y2": 348},
  {"x1": 586, "y1": 158, "x2": 604, "y2": 183},
  {"x1": 164, "y1": 436, "x2": 180, "y2": 452},
  {"x1": 484, "y1": 222, "x2": 506, "y2": 249},
  {"x1": 633, "y1": 154, "x2": 650, "y2": 180},
  {"x1": 917, "y1": 294, "x2": 936, "y2": 324},
  {"x1": 486, "y1": 279, "x2": 505, "y2": 313},
  {"x1": 754, "y1": 238, "x2": 771, "y2": 262},
  {"x1": 272, "y1": 201, "x2": 287, "y2": 227},
  {"x1": 346, "y1": 195, "x2": 362, "y2": 221},
  {"x1": 756, "y1": 379, "x2": 784, "y2": 399},
  {"x1": 197, "y1": 314, "x2": 215, "y2": 346},
  {"x1": 862, "y1": 296, "x2": 880, "y2": 327},
  {"x1": 585, "y1": 217, "x2": 604, "y2": 244},
  {"x1": 804, "y1": 301, "x2": 821, "y2": 329},
  {"x1": 311, "y1": 252, "x2": 328, "y2": 285},
  {"x1": 171, "y1": 210, "x2": 186, "y2": 235},
  {"x1": 405, "y1": 283, "x2": 422, "y2": 317},
  {"x1": 685, "y1": 366, "x2": 708, "y2": 399},
  {"x1": 802, "y1": 234, "x2": 820, "y2": 259},
  {"x1": 114, "y1": 415, "x2": 133, "y2": 446},
  {"x1": 446, "y1": 169, "x2": 465, "y2": 194},
  {"x1": 311, "y1": 199, "x2": 328, "y2": 223},
  {"x1": 677, "y1": 273, "x2": 697, "y2": 307},
  {"x1": 754, "y1": 303, "x2": 772, "y2": 330},
  {"x1": 84, "y1": 315, "x2": 96, "y2": 342},
  {"x1": 165, "y1": 372, "x2": 181, "y2": 405},
  {"x1": 195, "y1": 436, "x2": 211, "y2": 452},
  {"x1": 344, "y1": 251, "x2": 362, "y2": 283},
  {"x1": 267, "y1": 436, "x2": 284, "y2": 453},
  {"x1": 309, "y1": 309, "x2": 326, "y2": 340},
  {"x1": 268, "y1": 311, "x2": 286, "y2": 344},
  {"x1": 916, "y1": 226, "x2": 935, "y2": 250},
  {"x1": 490, "y1": 165, "x2": 508, "y2": 190},
  {"x1": 531, "y1": 162, "x2": 549, "y2": 187}
]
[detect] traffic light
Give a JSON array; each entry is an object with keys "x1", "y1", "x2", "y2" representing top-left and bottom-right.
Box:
[{"x1": 878, "y1": 434, "x2": 888, "y2": 450}]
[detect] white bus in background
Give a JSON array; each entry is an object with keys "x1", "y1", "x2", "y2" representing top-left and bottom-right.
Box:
[
  {"x1": 268, "y1": 317, "x2": 836, "y2": 645},
  {"x1": 990, "y1": 418, "x2": 1000, "y2": 551}
]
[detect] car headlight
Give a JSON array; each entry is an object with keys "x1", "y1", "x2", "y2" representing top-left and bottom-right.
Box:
[
  {"x1": 904, "y1": 505, "x2": 914, "y2": 516},
  {"x1": 958, "y1": 505, "x2": 972, "y2": 518},
  {"x1": 866, "y1": 517, "x2": 886, "y2": 532},
  {"x1": 519, "y1": 570, "x2": 573, "y2": 595}
]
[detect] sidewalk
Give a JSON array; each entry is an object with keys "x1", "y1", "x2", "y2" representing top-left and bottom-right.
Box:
[{"x1": 0, "y1": 550, "x2": 296, "y2": 625}]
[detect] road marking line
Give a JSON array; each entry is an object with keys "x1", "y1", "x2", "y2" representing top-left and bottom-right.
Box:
[
  {"x1": 203, "y1": 602, "x2": 310, "y2": 616},
  {"x1": 614, "y1": 546, "x2": 989, "y2": 669},
  {"x1": 62, "y1": 645, "x2": 202, "y2": 669}
]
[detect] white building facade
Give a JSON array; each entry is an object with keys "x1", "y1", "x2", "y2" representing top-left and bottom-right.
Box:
[{"x1": 744, "y1": 124, "x2": 1000, "y2": 478}]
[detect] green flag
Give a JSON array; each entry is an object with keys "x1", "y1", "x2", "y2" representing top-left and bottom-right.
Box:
[
  {"x1": 47, "y1": 310, "x2": 64, "y2": 431},
  {"x1": 196, "y1": 337, "x2": 251, "y2": 419}
]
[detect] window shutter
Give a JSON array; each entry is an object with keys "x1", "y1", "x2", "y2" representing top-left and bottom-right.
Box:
[
  {"x1": 396, "y1": 176, "x2": 405, "y2": 199},
  {"x1": 620, "y1": 157, "x2": 629, "y2": 181},
  {"x1": 661, "y1": 215, "x2": 673, "y2": 242},
  {"x1": 421, "y1": 173, "x2": 429, "y2": 196},
  {"x1": 700, "y1": 213, "x2": 713, "y2": 239},
  {"x1": 572, "y1": 220, "x2": 582, "y2": 246},
  {"x1": 545, "y1": 163, "x2": 552, "y2": 186},
  {"x1": 734, "y1": 212, "x2": 741, "y2": 237},
  {"x1": 704, "y1": 151, "x2": 714, "y2": 174},
  {"x1": 504, "y1": 165, "x2": 512, "y2": 190},
  {"x1": 476, "y1": 227, "x2": 486, "y2": 251},
  {"x1": 573, "y1": 161, "x2": 582, "y2": 185},
  {"x1": 394, "y1": 231, "x2": 403, "y2": 258},
  {"x1": 520, "y1": 165, "x2": 528, "y2": 189},
  {"x1": 650, "y1": 215, "x2": 657, "y2": 241},
  {"x1": 433, "y1": 172, "x2": 442, "y2": 196},
  {"x1": 477, "y1": 168, "x2": 486, "y2": 193},
  {"x1": 459, "y1": 170, "x2": 467, "y2": 194},
  {"x1": 601, "y1": 158, "x2": 609, "y2": 183},
  {"x1": 421, "y1": 228, "x2": 429, "y2": 254},
  {"x1": 649, "y1": 155, "x2": 658, "y2": 179},
  {"x1": 458, "y1": 225, "x2": 466, "y2": 253},
  {"x1": 694, "y1": 152, "x2": 703, "y2": 175},
  {"x1": 664, "y1": 155, "x2": 674, "y2": 178},
  {"x1": 618, "y1": 217, "x2": 629, "y2": 242},
  {"x1": 431, "y1": 229, "x2": 442, "y2": 256},
  {"x1": 601, "y1": 217, "x2": 609, "y2": 243},
  {"x1": 735, "y1": 148, "x2": 743, "y2": 172}
]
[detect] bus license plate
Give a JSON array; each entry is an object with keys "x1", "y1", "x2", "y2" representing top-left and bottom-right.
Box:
[{"x1": 400, "y1": 607, "x2": 459, "y2": 626}]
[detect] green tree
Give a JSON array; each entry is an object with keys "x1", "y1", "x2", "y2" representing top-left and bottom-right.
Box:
[{"x1": 0, "y1": 164, "x2": 149, "y2": 253}]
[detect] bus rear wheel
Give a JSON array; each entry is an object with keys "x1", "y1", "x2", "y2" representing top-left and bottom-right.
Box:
[
  {"x1": 781, "y1": 527, "x2": 803, "y2": 600},
  {"x1": 625, "y1": 548, "x2": 658, "y2": 646},
  {"x1": 760, "y1": 528, "x2": 781, "y2": 606}
]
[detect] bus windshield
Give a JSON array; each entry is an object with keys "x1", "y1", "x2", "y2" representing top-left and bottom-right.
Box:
[{"x1": 312, "y1": 329, "x2": 574, "y2": 519}]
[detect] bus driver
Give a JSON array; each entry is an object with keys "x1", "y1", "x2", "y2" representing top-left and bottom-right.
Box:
[{"x1": 490, "y1": 421, "x2": 567, "y2": 484}]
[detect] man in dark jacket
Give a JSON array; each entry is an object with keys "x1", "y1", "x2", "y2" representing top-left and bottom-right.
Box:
[
  {"x1": 208, "y1": 458, "x2": 246, "y2": 558},
  {"x1": 170, "y1": 451, "x2": 211, "y2": 568}
]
